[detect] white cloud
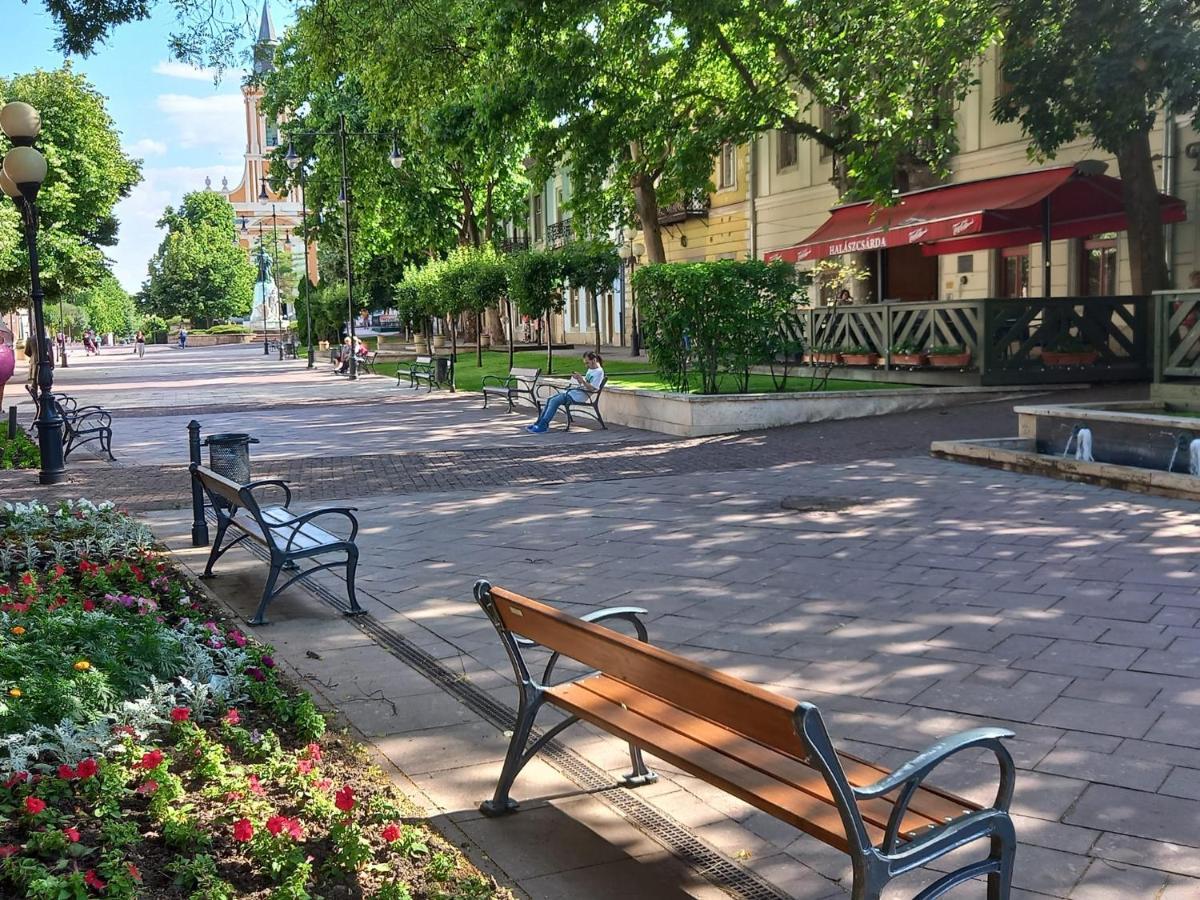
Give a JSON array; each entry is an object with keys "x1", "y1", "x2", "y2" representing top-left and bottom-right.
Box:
[
  {"x1": 127, "y1": 138, "x2": 168, "y2": 157},
  {"x1": 109, "y1": 164, "x2": 243, "y2": 293},
  {"x1": 153, "y1": 60, "x2": 218, "y2": 83},
  {"x1": 156, "y1": 93, "x2": 246, "y2": 154}
]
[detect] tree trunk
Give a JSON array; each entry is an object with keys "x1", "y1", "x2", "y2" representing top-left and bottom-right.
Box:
[
  {"x1": 590, "y1": 287, "x2": 601, "y2": 353},
  {"x1": 483, "y1": 182, "x2": 495, "y2": 245},
  {"x1": 545, "y1": 315, "x2": 552, "y2": 374},
  {"x1": 484, "y1": 305, "x2": 502, "y2": 348},
  {"x1": 476, "y1": 311, "x2": 483, "y2": 367},
  {"x1": 1115, "y1": 127, "x2": 1168, "y2": 294},
  {"x1": 505, "y1": 298, "x2": 515, "y2": 370},
  {"x1": 629, "y1": 140, "x2": 667, "y2": 263}
]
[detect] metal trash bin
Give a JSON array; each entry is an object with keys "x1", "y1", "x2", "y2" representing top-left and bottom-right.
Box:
[
  {"x1": 434, "y1": 357, "x2": 451, "y2": 384},
  {"x1": 202, "y1": 433, "x2": 259, "y2": 486}
]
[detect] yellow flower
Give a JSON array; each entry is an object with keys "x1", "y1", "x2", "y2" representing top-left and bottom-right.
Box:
[
  {"x1": 73, "y1": 660, "x2": 91, "y2": 672},
  {"x1": 9, "y1": 626, "x2": 24, "y2": 636},
  {"x1": 7, "y1": 688, "x2": 20, "y2": 698}
]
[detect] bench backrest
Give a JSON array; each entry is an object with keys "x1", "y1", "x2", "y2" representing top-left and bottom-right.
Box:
[
  {"x1": 510, "y1": 367, "x2": 540, "y2": 382},
  {"x1": 480, "y1": 584, "x2": 800, "y2": 753},
  {"x1": 191, "y1": 465, "x2": 264, "y2": 522},
  {"x1": 416, "y1": 355, "x2": 432, "y2": 364}
]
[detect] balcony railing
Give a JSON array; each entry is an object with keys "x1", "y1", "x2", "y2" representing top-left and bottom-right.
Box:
[
  {"x1": 495, "y1": 235, "x2": 530, "y2": 254},
  {"x1": 547, "y1": 220, "x2": 573, "y2": 248},
  {"x1": 658, "y1": 194, "x2": 710, "y2": 225}
]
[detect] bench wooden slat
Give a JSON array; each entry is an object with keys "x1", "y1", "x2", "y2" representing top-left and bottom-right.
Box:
[
  {"x1": 489, "y1": 587, "x2": 799, "y2": 751},
  {"x1": 548, "y1": 676, "x2": 877, "y2": 853},
  {"x1": 563, "y1": 674, "x2": 961, "y2": 838}
]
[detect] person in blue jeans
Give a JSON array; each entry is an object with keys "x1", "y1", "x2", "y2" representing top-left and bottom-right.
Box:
[{"x1": 527, "y1": 351, "x2": 604, "y2": 433}]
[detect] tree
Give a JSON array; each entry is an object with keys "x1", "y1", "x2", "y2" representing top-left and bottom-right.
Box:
[
  {"x1": 560, "y1": 241, "x2": 620, "y2": 353},
  {"x1": 994, "y1": 1, "x2": 1200, "y2": 293},
  {"x1": 505, "y1": 250, "x2": 564, "y2": 372},
  {"x1": 141, "y1": 191, "x2": 255, "y2": 323},
  {"x1": 0, "y1": 67, "x2": 141, "y2": 313},
  {"x1": 72, "y1": 273, "x2": 135, "y2": 335}
]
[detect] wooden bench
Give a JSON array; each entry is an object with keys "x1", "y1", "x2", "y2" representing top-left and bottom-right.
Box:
[
  {"x1": 481, "y1": 366, "x2": 541, "y2": 413},
  {"x1": 191, "y1": 465, "x2": 367, "y2": 626},
  {"x1": 27, "y1": 387, "x2": 115, "y2": 460},
  {"x1": 396, "y1": 355, "x2": 435, "y2": 391},
  {"x1": 473, "y1": 582, "x2": 1017, "y2": 899},
  {"x1": 534, "y1": 376, "x2": 608, "y2": 430},
  {"x1": 356, "y1": 350, "x2": 379, "y2": 375}
]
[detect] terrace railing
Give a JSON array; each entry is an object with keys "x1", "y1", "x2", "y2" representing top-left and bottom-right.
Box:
[
  {"x1": 794, "y1": 296, "x2": 1152, "y2": 385},
  {"x1": 1153, "y1": 290, "x2": 1200, "y2": 380}
]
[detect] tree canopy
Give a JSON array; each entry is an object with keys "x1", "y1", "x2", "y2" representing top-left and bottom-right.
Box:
[
  {"x1": 0, "y1": 66, "x2": 141, "y2": 313},
  {"x1": 141, "y1": 191, "x2": 255, "y2": 323}
]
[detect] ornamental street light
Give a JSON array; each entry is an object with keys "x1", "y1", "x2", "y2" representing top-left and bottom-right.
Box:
[
  {"x1": 282, "y1": 118, "x2": 402, "y2": 380},
  {"x1": 282, "y1": 147, "x2": 316, "y2": 368},
  {"x1": 617, "y1": 227, "x2": 645, "y2": 357},
  {"x1": 1, "y1": 101, "x2": 66, "y2": 484}
]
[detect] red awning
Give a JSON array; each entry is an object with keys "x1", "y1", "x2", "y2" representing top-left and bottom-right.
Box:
[{"x1": 765, "y1": 164, "x2": 1188, "y2": 263}]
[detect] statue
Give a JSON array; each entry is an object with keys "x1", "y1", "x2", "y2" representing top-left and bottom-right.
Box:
[{"x1": 251, "y1": 246, "x2": 280, "y2": 330}]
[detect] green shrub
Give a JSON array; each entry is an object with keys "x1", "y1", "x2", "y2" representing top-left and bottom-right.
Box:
[
  {"x1": 0, "y1": 431, "x2": 38, "y2": 470},
  {"x1": 633, "y1": 260, "x2": 805, "y2": 394},
  {"x1": 206, "y1": 324, "x2": 252, "y2": 334}
]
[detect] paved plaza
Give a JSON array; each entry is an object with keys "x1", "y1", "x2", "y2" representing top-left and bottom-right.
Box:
[{"x1": 5, "y1": 344, "x2": 1198, "y2": 898}]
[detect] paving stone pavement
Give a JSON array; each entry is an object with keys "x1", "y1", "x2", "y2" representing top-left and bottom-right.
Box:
[{"x1": 145, "y1": 455, "x2": 1200, "y2": 900}]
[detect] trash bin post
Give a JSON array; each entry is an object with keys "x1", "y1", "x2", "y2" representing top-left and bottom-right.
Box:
[{"x1": 188, "y1": 420, "x2": 209, "y2": 547}]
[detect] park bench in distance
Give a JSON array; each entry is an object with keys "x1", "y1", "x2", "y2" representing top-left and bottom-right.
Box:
[
  {"x1": 27, "y1": 386, "x2": 116, "y2": 461},
  {"x1": 396, "y1": 355, "x2": 434, "y2": 391},
  {"x1": 191, "y1": 465, "x2": 367, "y2": 626},
  {"x1": 481, "y1": 366, "x2": 541, "y2": 413},
  {"x1": 473, "y1": 581, "x2": 1017, "y2": 900},
  {"x1": 534, "y1": 376, "x2": 608, "y2": 429},
  {"x1": 356, "y1": 350, "x2": 379, "y2": 375}
]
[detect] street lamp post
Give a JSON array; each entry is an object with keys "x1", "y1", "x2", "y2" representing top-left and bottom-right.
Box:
[
  {"x1": 283, "y1": 118, "x2": 402, "y2": 381},
  {"x1": 57, "y1": 296, "x2": 67, "y2": 367},
  {"x1": 1, "y1": 101, "x2": 66, "y2": 484},
  {"x1": 617, "y1": 228, "x2": 645, "y2": 357}
]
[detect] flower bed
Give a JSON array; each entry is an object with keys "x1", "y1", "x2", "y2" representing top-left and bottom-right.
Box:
[
  {"x1": 0, "y1": 430, "x2": 38, "y2": 470},
  {"x1": 0, "y1": 500, "x2": 508, "y2": 899}
]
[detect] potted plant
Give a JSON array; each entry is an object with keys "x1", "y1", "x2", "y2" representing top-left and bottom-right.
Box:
[
  {"x1": 1041, "y1": 335, "x2": 1099, "y2": 367},
  {"x1": 840, "y1": 344, "x2": 880, "y2": 366},
  {"x1": 927, "y1": 344, "x2": 972, "y2": 368},
  {"x1": 804, "y1": 344, "x2": 841, "y2": 366},
  {"x1": 889, "y1": 341, "x2": 927, "y2": 366}
]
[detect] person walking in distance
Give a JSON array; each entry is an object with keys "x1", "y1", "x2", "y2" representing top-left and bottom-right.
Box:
[{"x1": 134, "y1": 330, "x2": 145, "y2": 358}]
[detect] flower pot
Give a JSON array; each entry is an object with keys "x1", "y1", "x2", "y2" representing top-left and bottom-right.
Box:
[
  {"x1": 804, "y1": 352, "x2": 841, "y2": 366},
  {"x1": 891, "y1": 353, "x2": 927, "y2": 367},
  {"x1": 1042, "y1": 350, "x2": 1099, "y2": 367},
  {"x1": 927, "y1": 351, "x2": 972, "y2": 369},
  {"x1": 480, "y1": 334, "x2": 492, "y2": 349},
  {"x1": 840, "y1": 353, "x2": 879, "y2": 366},
  {"x1": 432, "y1": 335, "x2": 447, "y2": 350}
]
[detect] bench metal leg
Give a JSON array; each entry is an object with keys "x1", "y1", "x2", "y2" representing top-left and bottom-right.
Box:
[
  {"x1": 343, "y1": 548, "x2": 367, "y2": 617},
  {"x1": 481, "y1": 689, "x2": 545, "y2": 816},
  {"x1": 987, "y1": 819, "x2": 1016, "y2": 900},
  {"x1": 202, "y1": 517, "x2": 237, "y2": 577},
  {"x1": 249, "y1": 561, "x2": 284, "y2": 626},
  {"x1": 619, "y1": 744, "x2": 657, "y2": 787}
]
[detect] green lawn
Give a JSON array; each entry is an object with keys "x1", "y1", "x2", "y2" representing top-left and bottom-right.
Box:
[{"x1": 372, "y1": 349, "x2": 909, "y2": 394}]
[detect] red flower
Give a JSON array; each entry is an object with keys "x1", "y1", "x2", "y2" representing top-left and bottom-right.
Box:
[
  {"x1": 232, "y1": 818, "x2": 254, "y2": 842},
  {"x1": 127, "y1": 863, "x2": 142, "y2": 883},
  {"x1": 131, "y1": 565, "x2": 144, "y2": 582},
  {"x1": 137, "y1": 749, "x2": 163, "y2": 770},
  {"x1": 84, "y1": 869, "x2": 106, "y2": 890},
  {"x1": 297, "y1": 759, "x2": 314, "y2": 775},
  {"x1": 58, "y1": 764, "x2": 77, "y2": 781},
  {"x1": 266, "y1": 815, "x2": 304, "y2": 839},
  {"x1": 304, "y1": 742, "x2": 322, "y2": 762},
  {"x1": 23, "y1": 796, "x2": 46, "y2": 815},
  {"x1": 169, "y1": 707, "x2": 190, "y2": 723},
  {"x1": 4, "y1": 771, "x2": 28, "y2": 789},
  {"x1": 63, "y1": 826, "x2": 80, "y2": 843},
  {"x1": 381, "y1": 822, "x2": 401, "y2": 842},
  {"x1": 0, "y1": 586, "x2": 8, "y2": 596},
  {"x1": 52, "y1": 564, "x2": 66, "y2": 579},
  {"x1": 75, "y1": 758, "x2": 98, "y2": 780},
  {"x1": 247, "y1": 774, "x2": 266, "y2": 796},
  {"x1": 0, "y1": 845, "x2": 21, "y2": 859},
  {"x1": 112, "y1": 724, "x2": 135, "y2": 737},
  {"x1": 82, "y1": 599, "x2": 96, "y2": 612},
  {"x1": 334, "y1": 785, "x2": 356, "y2": 813},
  {"x1": 223, "y1": 709, "x2": 240, "y2": 726},
  {"x1": 20, "y1": 572, "x2": 33, "y2": 586},
  {"x1": 135, "y1": 780, "x2": 158, "y2": 795}
]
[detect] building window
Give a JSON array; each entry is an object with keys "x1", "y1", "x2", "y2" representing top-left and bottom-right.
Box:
[
  {"x1": 1080, "y1": 234, "x2": 1118, "y2": 296},
  {"x1": 719, "y1": 142, "x2": 736, "y2": 189},
  {"x1": 998, "y1": 246, "x2": 1030, "y2": 298},
  {"x1": 569, "y1": 288, "x2": 581, "y2": 330},
  {"x1": 819, "y1": 106, "x2": 834, "y2": 162},
  {"x1": 265, "y1": 121, "x2": 278, "y2": 148},
  {"x1": 777, "y1": 131, "x2": 798, "y2": 171},
  {"x1": 533, "y1": 192, "x2": 544, "y2": 242}
]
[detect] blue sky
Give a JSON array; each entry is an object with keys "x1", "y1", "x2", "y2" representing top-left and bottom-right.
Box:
[{"x1": 7, "y1": 1, "x2": 291, "y2": 292}]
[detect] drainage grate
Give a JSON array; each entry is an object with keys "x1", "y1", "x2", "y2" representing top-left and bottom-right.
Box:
[
  {"x1": 779, "y1": 495, "x2": 860, "y2": 513},
  {"x1": 218, "y1": 518, "x2": 794, "y2": 900}
]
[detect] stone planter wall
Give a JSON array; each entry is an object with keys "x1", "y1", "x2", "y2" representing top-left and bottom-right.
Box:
[{"x1": 172, "y1": 333, "x2": 253, "y2": 346}]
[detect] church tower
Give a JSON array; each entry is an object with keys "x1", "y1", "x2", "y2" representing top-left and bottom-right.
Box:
[{"x1": 218, "y1": 2, "x2": 315, "y2": 315}]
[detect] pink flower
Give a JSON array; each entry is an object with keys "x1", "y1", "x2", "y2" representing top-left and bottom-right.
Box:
[
  {"x1": 127, "y1": 863, "x2": 142, "y2": 883},
  {"x1": 84, "y1": 869, "x2": 106, "y2": 890},
  {"x1": 223, "y1": 709, "x2": 240, "y2": 726},
  {"x1": 381, "y1": 822, "x2": 401, "y2": 842},
  {"x1": 75, "y1": 758, "x2": 98, "y2": 780},
  {"x1": 247, "y1": 774, "x2": 266, "y2": 796},
  {"x1": 232, "y1": 818, "x2": 254, "y2": 841},
  {"x1": 170, "y1": 707, "x2": 190, "y2": 723},
  {"x1": 297, "y1": 759, "x2": 314, "y2": 775},
  {"x1": 304, "y1": 742, "x2": 322, "y2": 762},
  {"x1": 0, "y1": 845, "x2": 20, "y2": 859},
  {"x1": 334, "y1": 785, "x2": 355, "y2": 813},
  {"x1": 4, "y1": 771, "x2": 28, "y2": 789},
  {"x1": 24, "y1": 796, "x2": 46, "y2": 815},
  {"x1": 266, "y1": 815, "x2": 303, "y2": 839},
  {"x1": 135, "y1": 780, "x2": 158, "y2": 795},
  {"x1": 315, "y1": 778, "x2": 332, "y2": 792},
  {"x1": 63, "y1": 826, "x2": 80, "y2": 842},
  {"x1": 227, "y1": 630, "x2": 247, "y2": 648}
]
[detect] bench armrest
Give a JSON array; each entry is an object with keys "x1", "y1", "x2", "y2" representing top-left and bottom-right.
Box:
[
  {"x1": 520, "y1": 606, "x2": 650, "y2": 684},
  {"x1": 481, "y1": 374, "x2": 514, "y2": 388},
  {"x1": 852, "y1": 726, "x2": 1015, "y2": 853},
  {"x1": 271, "y1": 507, "x2": 360, "y2": 551},
  {"x1": 66, "y1": 408, "x2": 111, "y2": 427},
  {"x1": 243, "y1": 479, "x2": 293, "y2": 509}
]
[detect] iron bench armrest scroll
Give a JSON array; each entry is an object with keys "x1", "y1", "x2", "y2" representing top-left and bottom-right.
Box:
[
  {"x1": 852, "y1": 726, "x2": 1016, "y2": 854},
  {"x1": 243, "y1": 479, "x2": 294, "y2": 509},
  {"x1": 481, "y1": 374, "x2": 516, "y2": 388},
  {"x1": 513, "y1": 606, "x2": 650, "y2": 685},
  {"x1": 268, "y1": 507, "x2": 361, "y2": 553}
]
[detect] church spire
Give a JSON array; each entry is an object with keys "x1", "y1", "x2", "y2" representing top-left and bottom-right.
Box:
[{"x1": 252, "y1": 2, "x2": 278, "y2": 75}]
